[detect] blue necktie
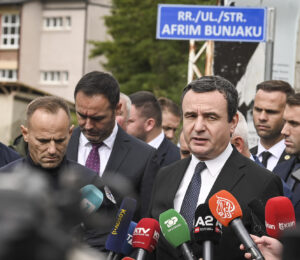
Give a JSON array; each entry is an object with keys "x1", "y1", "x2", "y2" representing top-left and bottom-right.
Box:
[{"x1": 180, "y1": 162, "x2": 206, "y2": 229}]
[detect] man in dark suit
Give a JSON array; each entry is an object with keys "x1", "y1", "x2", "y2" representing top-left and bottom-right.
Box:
[
  {"x1": 158, "y1": 97, "x2": 181, "y2": 142},
  {"x1": 0, "y1": 96, "x2": 117, "y2": 251},
  {"x1": 0, "y1": 142, "x2": 20, "y2": 167},
  {"x1": 279, "y1": 93, "x2": 300, "y2": 220},
  {"x1": 148, "y1": 76, "x2": 283, "y2": 260},
  {"x1": 127, "y1": 91, "x2": 180, "y2": 167},
  {"x1": 250, "y1": 80, "x2": 295, "y2": 173},
  {"x1": 66, "y1": 71, "x2": 159, "y2": 218}
]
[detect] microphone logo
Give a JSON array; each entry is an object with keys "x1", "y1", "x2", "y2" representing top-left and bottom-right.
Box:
[
  {"x1": 134, "y1": 227, "x2": 151, "y2": 236},
  {"x1": 153, "y1": 230, "x2": 160, "y2": 242},
  {"x1": 164, "y1": 217, "x2": 178, "y2": 228},
  {"x1": 278, "y1": 221, "x2": 296, "y2": 230},
  {"x1": 216, "y1": 196, "x2": 235, "y2": 219},
  {"x1": 127, "y1": 233, "x2": 133, "y2": 245},
  {"x1": 80, "y1": 198, "x2": 96, "y2": 214}
]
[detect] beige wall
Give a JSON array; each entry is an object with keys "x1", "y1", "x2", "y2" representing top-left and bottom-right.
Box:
[
  {"x1": 85, "y1": 0, "x2": 111, "y2": 74},
  {"x1": 0, "y1": 94, "x2": 14, "y2": 145},
  {"x1": 19, "y1": 1, "x2": 42, "y2": 86},
  {"x1": 38, "y1": 8, "x2": 86, "y2": 102}
]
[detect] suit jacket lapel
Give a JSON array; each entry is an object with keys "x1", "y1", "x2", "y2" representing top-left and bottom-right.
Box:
[
  {"x1": 103, "y1": 126, "x2": 130, "y2": 177},
  {"x1": 157, "y1": 137, "x2": 168, "y2": 166},
  {"x1": 67, "y1": 127, "x2": 81, "y2": 161},
  {"x1": 206, "y1": 149, "x2": 246, "y2": 202}
]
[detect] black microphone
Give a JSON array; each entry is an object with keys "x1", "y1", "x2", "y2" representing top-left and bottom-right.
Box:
[{"x1": 193, "y1": 204, "x2": 222, "y2": 260}]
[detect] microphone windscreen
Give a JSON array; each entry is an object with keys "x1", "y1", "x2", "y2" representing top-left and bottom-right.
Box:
[
  {"x1": 121, "y1": 257, "x2": 135, "y2": 260},
  {"x1": 265, "y1": 196, "x2": 296, "y2": 239},
  {"x1": 132, "y1": 218, "x2": 160, "y2": 253},
  {"x1": 159, "y1": 209, "x2": 191, "y2": 248},
  {"x1": 208, "y1": 190, "x2": 243, "y2": 227},
  {"x1": 193, "y1": 204, "x2": 222, "y2": 243},
  {"x1": 105, "y1": 197, "x2": 137, "y2": 253},
  {"x1": 121, "y1": 221, "x2": 137, "y2": 256},
  {"x1": 80, "y1": 184, "x2": 104, "y2": 215}
]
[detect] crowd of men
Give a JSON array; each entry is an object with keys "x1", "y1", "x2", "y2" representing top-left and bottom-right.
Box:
[{"x1": 1, "y1": 72, "x2": 300, "y2": 260}]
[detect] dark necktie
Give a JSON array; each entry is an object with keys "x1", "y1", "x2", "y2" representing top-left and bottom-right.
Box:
[
  {"x1": 180, "y1": 162, "x2": 206, "y2": 229},
  {"x1": 261, "y1": 151, "x2": 272, "y2": 168},
  {"x1": 85, "y1": 143, "x2": 102, "y2": 173}
]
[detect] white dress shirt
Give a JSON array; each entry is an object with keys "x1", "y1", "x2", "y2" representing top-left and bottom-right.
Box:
[
  {"x1": 148, "y1": 131, "x2": 165, "y2": 149},
  {"x1": 257, "y1": 139, "x2": 285, "y2": 171},
  {"x1": 174, "y1": 143, "x2": 233, "y2": 212},
  {"x1": 77, "y1": 123, "x2": 118, "y2": 176}
]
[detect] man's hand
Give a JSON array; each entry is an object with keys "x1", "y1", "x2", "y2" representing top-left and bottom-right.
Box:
[{"x1": 240, "y1": 234, "x2": 282, "y2": 260}]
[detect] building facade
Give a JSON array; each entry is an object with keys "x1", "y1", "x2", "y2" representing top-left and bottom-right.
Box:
[{"x1": 0, "y1": 0, "x2": 111, "y2": 102}]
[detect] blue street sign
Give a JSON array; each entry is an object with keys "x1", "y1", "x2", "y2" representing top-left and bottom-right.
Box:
[{"x1": 156, "y1": 4, "x2": 266, "y2": 42}]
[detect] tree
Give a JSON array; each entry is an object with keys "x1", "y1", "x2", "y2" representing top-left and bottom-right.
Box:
[{"x1": 90, "y1": 0, "x2": 216, "y2": 104}]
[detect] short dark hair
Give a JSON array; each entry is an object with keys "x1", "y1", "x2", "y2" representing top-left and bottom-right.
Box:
[
  {"x1": 286, "y1": 93, "x2": 300, "y2": 107},
  {"x1": 256, "y1": 80, "x2": 294, "y2": 96},
  {"x1": 26, "y1": 96, "x2": 70, "y2": 125},
  {"x1": 158, "y1": 97, "x2": 181, "y2": 118},
  {"x1": 74, "y1": 71, "x2": 120, "y2": 109},
  {"x1": 130, "y1": 91, "x2": 162, "y2": 127},
  {"x1": 181, "y1": 76, "x2": 238, "y2": 122}
]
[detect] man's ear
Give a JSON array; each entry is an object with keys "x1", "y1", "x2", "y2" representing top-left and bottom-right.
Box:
[
  {"x1": 144, "y1": 118, "x2": 155, "y2": 132},
  {"x1": 230, "y1": 113, "x2": 239, "y2": 135},
  {"x1": 231, "y1": 136, "x2": 244, "y2": 154},
  {"x1": 115, "y1": 102, "x2": 122, "y2": 116},
  {"x1": 20, "y1": 125, "x2": 29, "y2": 143},
  {"x1": 69, "y1": 124, "x2": 74, "y2": 135}
]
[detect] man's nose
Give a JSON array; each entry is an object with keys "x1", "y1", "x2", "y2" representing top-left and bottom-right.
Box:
[{"x1": 48, "y1": 141, "x2": 57, "y2": 154}]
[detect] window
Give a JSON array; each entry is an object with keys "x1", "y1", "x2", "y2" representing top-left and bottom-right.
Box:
[
  {"x1": 43, "y1": 16, "x2": 71, "y2": 30},
  {"x1": 0, "y1": 69, "x2": 17, "y2": 81},
  {"x1": 1, "y1": 14, "x2": 20, "y2": 48},
  {"x1": 40, "y1": 71, "x2": 69, "y2": 85}
]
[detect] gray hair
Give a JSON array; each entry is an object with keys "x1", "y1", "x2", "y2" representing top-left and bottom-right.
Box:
[
  {"x1": 120, "y1": 92, "x2": 132, "y2": 120},
  {"x1": 233, "y1": 111, "x2": 249, "y2": 148}
]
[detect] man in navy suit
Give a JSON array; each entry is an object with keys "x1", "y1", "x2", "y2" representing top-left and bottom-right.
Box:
[
  {"x1": 279, "y1": 93, "x2": 300, "y2": 220},
  {"x1": 0, "y1": 142, "x2": 20, "y2": 167},
  {"x1": 66, "y1": 71, "x2": 159, "y2": 218},
  {"x1": 250, "y1": 80, "x2": 295, "y2": 172},
  {"x1": 127, "y1": 91, "x2": 180, "y2": 168}
]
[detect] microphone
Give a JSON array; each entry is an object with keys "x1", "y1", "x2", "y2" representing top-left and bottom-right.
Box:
[
  {"x1": 159, "y1": 209, "x2": 196, "y2": 260},
  {"x1": 132, "y1": 218, "x2": 160, "y2": 260},
  {"x1": 106, "y1": 197, "x2": 137, "y2": 260},
  {"x1": 193, "y1": 204, "x2": 222, "y2": 260},
  {"x1": 80, "y1": 184, "x2": 104, "y2": 215},
  {"x1": 121, "y1": 221, "x2": 137, "y2": 256},
  {"x1": 208, "y1": 190, "x2": 265, "y2": 260},
  {"x1": 121, "y1": 257, "x2": 135, "y2": 260},
  {"x1": 265, "y1": 196, "x2": 296, "y2": 239}
]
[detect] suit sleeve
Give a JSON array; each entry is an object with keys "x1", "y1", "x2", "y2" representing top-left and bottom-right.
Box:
[{"x1": 139, "y1": 149, "x2": 160, "y2": 218}]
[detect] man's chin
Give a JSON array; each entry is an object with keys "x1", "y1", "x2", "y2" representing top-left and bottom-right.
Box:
[{"x1": 41, "y1": 161, "x2": 61, "y2": 169}]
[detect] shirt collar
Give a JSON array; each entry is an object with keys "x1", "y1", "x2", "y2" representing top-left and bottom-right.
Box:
[
  {"x1": 148, "y1": 131, "x2": 165, "y2": 149},
  {"x1": 79, "y1": 122, "x2": 118, "y2": 149},
  {"x1": 257, "y1": 139, "x2": 285, "y2": 159},
  {"x1": 190, "y1": 143, "x2": 233, "y2": 177}
]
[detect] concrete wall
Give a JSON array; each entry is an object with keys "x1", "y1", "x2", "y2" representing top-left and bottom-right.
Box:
[
  {"x1": 19, "y1": 1, "x2": 42, "y2": 86},
  {"x1": 38, "y1": 7, "x2": 86, "y2": 102},
  {"x1": 84, "y1": 0, "x2": 112, "y2": 74},
  {"x1": 0, "y1": 94, "x2": 14, "y2": 144}
]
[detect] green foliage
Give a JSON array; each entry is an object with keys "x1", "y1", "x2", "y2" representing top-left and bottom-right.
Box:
[{"x1": 90, "y1": 0, "x2": 217, "y2": 104}]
